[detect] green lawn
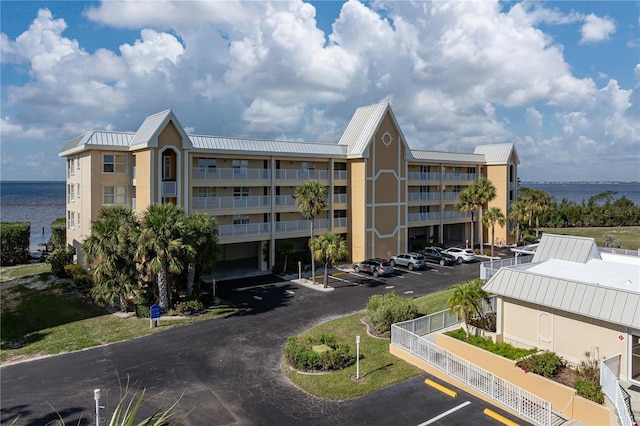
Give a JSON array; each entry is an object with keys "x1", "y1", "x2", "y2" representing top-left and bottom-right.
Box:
[
  {"x1": 284, "y1": 288, "x2": 455, "y2": 400},
  {"x1": 540, "y1": 226, "x2": 640, "y2": 250},
  {"x1": 0, "y1": 264, "x2": 235, "y2": 364}
]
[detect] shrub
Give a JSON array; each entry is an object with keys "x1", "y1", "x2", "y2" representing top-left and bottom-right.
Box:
[
  {"x1": 174, "y1": 300, "x2": 204, "y2": 315},
  {"x1": 0, "y1": 222, "x2": 30, "y2": 266},
  {"x1": 575, "y1": 379, "x2": 604, "y2": 404},
  {"x1": 516, "y1": 351, "x2": 565, "y2": 378},
  {"x1": 284, "y1": 333, "x2": 355, "y2": 372},
  {"x1": 64, "y1": 264, "x2": 92, "y2": 291},
  {"x1": 445, "y1": 329, "x2": 537, "y2": 360},
  {"x1": 366, "y1": 293, "x2": 418, "y2": 334},
  {"x1": 47, "y1": 248, "x2": 74, "y2": 277},
  {"x1": 49, "y1": 218, "x2": 67, "y2": 249}
]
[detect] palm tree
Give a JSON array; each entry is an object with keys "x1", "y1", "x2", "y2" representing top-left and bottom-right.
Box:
[
  {"x1": 521, "y1": 188, "x2": 551, "y2": 239},
  {"x1": 309, "y1": 232, "x2": 349, "y2": 288},
  {"x1": 295, "y1": 181, "x2": 328, "y2": 285},
  {"x1": 276, "y1": 240, "x2": 296, "y2": 274},
  {"x1": 183, "y1": 212, "x2": 218, "y2": 297},
  {"x1": 82, "y1": 206, "x2": 140, "y2": 312},
  {"x1": 447, "y1": 279, "x2": 488, "y2": 340},
  {"x1": 469, "y1": 178, "x2": 497, "y2": 253},
  {"x1": 456, "y1": 189, "x2": 479, "y2": 250},
  {"x1": 507, "y1": 199, "x2": 529, "y2": 245},
  {"x1": 136, "y1": 203, "x2": 193, "y2": 311},
  {"x1": 482, "y1": 207, "x2": 506, "y2": 257}
]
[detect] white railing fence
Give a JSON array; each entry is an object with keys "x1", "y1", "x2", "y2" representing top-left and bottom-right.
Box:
[
  {"x1": 601, "y1": 354, "x2": 635, "y2": 426},
  {"x1": 391, "y1": 325, "x2": 552, "y2": 426}
]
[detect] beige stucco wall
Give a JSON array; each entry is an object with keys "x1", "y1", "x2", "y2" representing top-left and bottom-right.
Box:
[
  {"x1": 349, "y1": 160, "x2": 366, "y2": 262},
  {"x1": 484, "y1": 164, "x2": 509, "y2": 245},
  {"x1": 134, "y1": 150, "x2": 152, "y2": 214}
]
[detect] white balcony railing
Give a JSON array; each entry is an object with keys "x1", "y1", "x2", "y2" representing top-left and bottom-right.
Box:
[
  {"x1": 408, "y1": 212, "x2": 440, "y2": 223},
  {"x1": 193, "y1": 196, "x2": 271, "y2": 210},
  {"x1": 408, "y1": 192, "x2": 440, "y2": 202},
  {"x1": 601, "y1": 355, "x2": 635, "y2": 426},
  {"x1": 275, "y1": 195, "x2": 297, "y2": 207},
  {"x1": 333, "y1": 170, "x2": 348, "y2": 180},
  {"x1": 275, "y1": 169, "x2": 329, "y2": 181},
  {"x1": 443, "y1": 172, "x2": 477, "y2": 181},
  {"x1": 333, "y1": 193, "x2": 348, "y2": 204},
  {"x1": 407, "y1": 172, "x2": 441, "y2": 181},
  {"x1": 333, "y1": 217, "x2": 348, "y2": 228},
  {"x1": 218, "y1": 222, "x2": 272, "y2": 238},
  {"x1": 275, "y1": 219, "x2": 330, "y2": 233},
  {"x1": 162, "y1": 181, "x2": 177, "y2": 196},
  {"x1": 192, "y1": 168, "x2": 271, "y2": 181}
]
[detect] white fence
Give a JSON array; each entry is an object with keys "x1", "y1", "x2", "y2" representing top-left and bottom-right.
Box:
[
  {"x1": 391, "y1": 305, "x2": 552, "y2": 426},
  {"x1": 601, "y1": 354, "x2": 635, "y2": 426}
]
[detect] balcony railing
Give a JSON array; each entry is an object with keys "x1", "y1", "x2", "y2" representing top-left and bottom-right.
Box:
[
  {"x1": 333, "y1": 217, "x2": 348, "y2": 228},
  {"x1": 333, "y1": 193, "x2": 348, "y2": 204},
  {"x1": 408, "y1": 212, "x2": 440, "y2": 223},
  {"x1": 407, "y1": 172, "x2": 441, "y2": 181},
  {"x1": 442, "y1": 211, "x2": 469, "y2": 220},
  {"x1": 333, "y1": 170, "x2": 348, "y2": 180},
  {"x1": 275, "y1": 195, "x2": 297, "y2": 207},
  {"x1": 443, "y1": 172, "x2": 477, "y2": 181},
  {"x1": 408, "y1": 192, "x2": 440, "y2": 202},
  {"x1": 218, "y1": 222, "x2": 272, "y2": 238},
  {"x1": 275, "y1": 169, "x2": 329, "y2": 181},
  {"x1": 443, "y1": 191, "x2": 459, "y2": 201},
  {"x1": 193, "y1": 196, "x2": 271, "y2": 210},
  {"x1": 162, "y1": 181, "x2": 177, "y2": 196},
  {"x1": 275, "y1": 219, "x2": 330, "y2": 233},
  {"x1": 192, "y1": 168, "x2": 271, "y2": 181}
]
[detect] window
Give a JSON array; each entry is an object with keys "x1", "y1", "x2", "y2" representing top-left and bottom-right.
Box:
[
  {"x1": 196, "y1": 187, "x2": 216, "y2": 198},
  {"x1": 232, "y1": 159, "x2": 248, "y2": 172},
  {"x1": 77, "y1": 183, "x2": 81, "y2": 198},
  {"x1": 233, "y1": 186, "x2": 249, "y2": 198},
  {"x1": 232, "y1": 215, "x2": 249, "y2": 225},
  {"x1": 67, "y1": 211, "x2": 75, "y2": 229},
  {"x1": 103, "y1": 153, "x2": 126, "y2": 173},
  {"x1": 76, "y1": 212, "x2": 80, "y2": 227},
  {"x1": 67, "y1": 184, "x2": 75, "y2": 203},
  {"x1": 467, "y1": 167, "x2": 475, "y2": 174},
  {"x1": 453, "y1": 185, "x2": 462, "y2": 193},
  {"x1": 68, "y1": 159, "x2": 75, "y2": 177},
  {"x1": 197, "y1": 158, "x2": 217, "y2": 172},
  {"x1": 301, "y1": 161, "x2": 315, "y2": 171},
  {"x1": 103, "y1": 186, "x2": 126, "y2": 205}
]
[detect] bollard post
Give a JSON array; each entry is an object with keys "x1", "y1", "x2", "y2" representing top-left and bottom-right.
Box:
[{"x1": 356, "y1": 335, "x2": 361, "y2": 379}]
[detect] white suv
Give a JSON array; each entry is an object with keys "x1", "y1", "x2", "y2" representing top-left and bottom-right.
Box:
[
  {"x1": 445, "y1": 247, "x2": 476, "y2": 263},
  {"x1": 389, "y1": 253, "x2": 427, "y2": 271}
]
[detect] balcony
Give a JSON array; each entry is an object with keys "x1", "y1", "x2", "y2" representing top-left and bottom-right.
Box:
[
  {"x1": 443, "y1": 191, "x2": 459, "y2": 201},
  {"x1": 443, "y1": 172, "x2": 476, "y2": 182},
  {"x1": 192, "y1": 168, "x2": 271, "y2": 181},
  {"x1": 333, "y1": 217, "x2": 348, "y2": 229},
  {"x1": 275, "y1": 219, "x2": 330, "y2": 233},
  {"x1": 407, "y1": 172, "x2": 441, "y2": 182},
  {"x1": 408, "y1": 192, "x2": 440, "y2": 202},
  {"x1": 218, "y1": 222, "x2": 271, "y2": 238},
  {"x1": 408, "y1": 212, "x2": 441, "y2": 223},
  {"x1": 162, "y1": 181, "x2": 177, "y2": 197},
  {"x1": 333, "y1": 170, "x2": 348, "y2": 180},
  {"x1": 274, "y1": 195, "x2": 297, "y2": 207},
  {"x1": 333, "y1": 193, "x2": 348, "y2": 204},
  {"x1": 275, "y1": 169, "x2": 329, "y2": 181},
  {"x1": 193, "y1": 196, "x2": 271, "y2": 210}
]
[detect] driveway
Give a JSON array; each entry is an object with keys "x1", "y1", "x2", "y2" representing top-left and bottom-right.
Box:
[{"x1": 1, "y1": 262, "x2": 528, "y2": 425}]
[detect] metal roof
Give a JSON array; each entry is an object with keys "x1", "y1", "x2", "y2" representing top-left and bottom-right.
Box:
[
  {"x1": 59, "y1": 131, "x2": 134, "y2": 156},
  {"x1": 130, "y1": 109, "x2": 193, "y2": 150},
  {"x1": 532, "y1": 234, "x2": 601, "y2": 263},
  {"x1": 338, "y1": 103, "x2": 387, "y2": 157},
  {"x1": 473, "y1": 143, "x2": 519, "y2": 165},
  {"x1": 410, "y1": 150, "x2": 486, "y2": 163},
  {"x1": 484, "y1": 259, "x2": 640, "y2": 329},
  {"x1": 189, "y1": 135, "x2": 346, "y2": 157}
]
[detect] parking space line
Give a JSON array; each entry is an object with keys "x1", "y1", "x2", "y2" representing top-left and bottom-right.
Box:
[
  {"x1": 394, "y1": 269, "x2": 422, "y2": 276},
  {"x1": 424, "y1": 378, "x2": 457, "y2": 397},
  {"x1": 483, "y1": 408, "x2": 519, "y2": 426},
  {"x1": 417, "y1": 401, "x2": 471, "y2": 426}
]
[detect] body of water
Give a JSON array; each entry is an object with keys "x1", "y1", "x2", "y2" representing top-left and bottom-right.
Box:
[
  {"x1": 1, "y1": 181, "x2": 638, "y2": 249},
  {"x1": 1, "y1": 181, "x2": 66, "y2": 248},
  {"x1": 523, "y1": 182, "x2": 640, "y2": 206}
]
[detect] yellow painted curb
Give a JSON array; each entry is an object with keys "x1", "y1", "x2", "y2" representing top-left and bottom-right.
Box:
[
  {"x1": 332, "y1": 271, "x2": 347, "y2": 276},
  {"x1": 424, "y1": 378, "x2": 457, "y2": 398},
  {"x1": 483, "y1": 408, "x2": 519, "y2": 426}
]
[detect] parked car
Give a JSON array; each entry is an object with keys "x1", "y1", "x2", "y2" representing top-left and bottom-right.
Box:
[
  {"x1": 389, "y1": 252, "x2": 427, "y2": 270},
  {"x1": 445, "y1": 247, "x2": 476, "y2": 263},
  {"x1": 353, "y1": 258, "x2": 394, "y2": 277},
  {"x1": 421, "y1": 247, "x2": 456, "y2": 266}
]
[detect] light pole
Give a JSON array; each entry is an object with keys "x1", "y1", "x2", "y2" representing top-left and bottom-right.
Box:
[
  {"x1": 356, "y1": 335, "x2": 360, "y2": 380},
  {"x1": 94, "y1": 389, "x2": 101, "y2": 426}
]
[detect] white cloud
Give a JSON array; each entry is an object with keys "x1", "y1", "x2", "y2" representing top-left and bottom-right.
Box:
[
  {"x1": 580, "y1": 14, "x2": 616, "y2": 44},
  {"x1": 1, "y1": 1, "x2": 638, "y2": 182}
]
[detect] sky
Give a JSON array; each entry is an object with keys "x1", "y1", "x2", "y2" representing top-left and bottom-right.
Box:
[{"x1": 1, "y1": 0, "x2": 639, "y2": 183}]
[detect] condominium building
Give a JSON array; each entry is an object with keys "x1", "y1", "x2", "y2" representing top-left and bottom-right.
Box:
[{"x1": 59, "y1": 103, "x2": 519, "y2": 273}]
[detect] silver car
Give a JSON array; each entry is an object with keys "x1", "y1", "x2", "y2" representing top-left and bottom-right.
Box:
[
  {"x1": 353, "y1": 259, "x2": 394, "y2": 277},
  {"x1": 389, "y1": 253, "x2": 427, "y2": 271}
]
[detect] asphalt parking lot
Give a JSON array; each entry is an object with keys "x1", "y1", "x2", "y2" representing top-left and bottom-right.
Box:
[{"x1": 1, "y1": 256, "x2": 529, "y2": 426}]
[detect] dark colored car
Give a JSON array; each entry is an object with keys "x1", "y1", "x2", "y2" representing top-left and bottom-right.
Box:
[
  {"x1": 421, "y1": 247, "x2": 456, "y2": 266},
  {"x1": 353, "y1": 259, "x2": 394, "y2": 277}
]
